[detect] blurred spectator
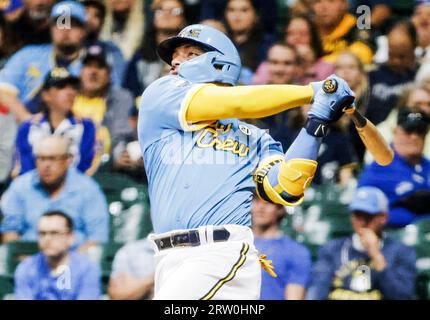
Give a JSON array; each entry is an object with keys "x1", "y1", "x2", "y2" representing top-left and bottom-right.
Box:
[
  {"x1": 224, "y1": 0, "x2": 276, "y2": 74},
  {"x1": 365, "y1": 85, "x2": 430, "y2": 163},
  {"x1": 73, "y1": 46, "x2": 134, "y2": 174},
  {"x1": 416, "y1": 61, "x2": 430, "y2": 93},
  {"x1": 200, "y1": 18, "x2": 227, "y2": 34},
  {"x1": 0, "y1": 112, "x2": 17, "y2": 195},
  {"x1": 359, "y1": 110, "x2": 430, "y2": 227},
  {"x1": 1, "y1": 0, "x2": 24, "y2": 22},
  {"x1": 14, "y1": 211, "x2": 101, "y2": 300},
  {"x1": 4, "y1": 0, "x2": 54, "y2": 51},
  {"x1": 288, "y1": 0, "x2": 313, "y2": 17},
  {"x1": 284, "y1": 15, "x2": 335, "y2": 83},
  {"x1": 0, "y1": 13, "x2": 21, "y2": 68},
  {"x1": 108, "y1": 237, "x2": 155, "y2": 300},
  {"x1": 366, "y1": 21, "x2": 418, "y2": 125},
  {"x1": 82, "y1": 0, "x2": 126, "y2": 81},
  {"x1": 200, "y1": 0, "x2": 278, "y2": 34},
  {"x1": 123, "y1": 0, "x2": 186, "y2": 98},
  {"x1": 252, "y1": 197, "x2": 311, "y2": 300},
  {"x1": 16, "y1": 67, "x2": 96, "y2": 175},
  {"x1": 413, "y1": 0, "x2": 430, "y2": 63},
  {"x1": 307, "y1": 186, "x2": 417, "y2": 300},
  {"x1": 334, "y1": 52, "x2": 370, "y2": 162},
  {"x1": 0, "y1": 135, "x2": 109, "y2": 250},
  {"x1": 253, "y1": 42, "x2": 298, "y2": 85},
  {"x1": 249, "y1": 43, "x2": 298, "y2": 143},
  {"x1": 100, "y1": 0, "x2": 144, "y2": 61},
  {"x1": 312, "y1": 0, "x2": 374, "y2": 65},
  {"x1": 0, "y1": 0, "x2": 125, "y2": 124}
]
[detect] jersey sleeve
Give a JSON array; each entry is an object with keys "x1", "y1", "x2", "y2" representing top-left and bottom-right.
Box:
[
  {"x1": 0, "y1": 47, "x2": 29, "y2": 95},
  {"x1": 256, "y1": 130, "x2": 285, "y2": 165},
  {"x1": 138, "y1": 76, "x2": 214, "y2": 149}
]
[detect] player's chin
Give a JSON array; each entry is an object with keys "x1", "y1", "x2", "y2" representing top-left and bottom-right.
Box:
[{"x1": 170, "y1": 69, "x2": 179, "y2": 75}]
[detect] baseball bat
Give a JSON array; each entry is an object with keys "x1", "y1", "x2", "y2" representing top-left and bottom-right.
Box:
[
  {"x1": 344, "y1": 107, "x2": 394, "y2": 166},
  {"x1": 321, "y1": 78, "x2": 394, "y2": 166}
]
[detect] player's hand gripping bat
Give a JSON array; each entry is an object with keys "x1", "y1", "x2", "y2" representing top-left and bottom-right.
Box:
[{"x1": 321, "y1": 78, "x2": 394, "y2": 166}]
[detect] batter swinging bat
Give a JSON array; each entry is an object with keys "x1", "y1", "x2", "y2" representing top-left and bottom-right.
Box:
[{"x1": 322, "y1": 78, "x2": 394, "y2": 166}]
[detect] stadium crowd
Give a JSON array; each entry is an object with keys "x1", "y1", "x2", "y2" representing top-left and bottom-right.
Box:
[{"x1": 0, "y1": 0, "x2": 429, "y2": 300}]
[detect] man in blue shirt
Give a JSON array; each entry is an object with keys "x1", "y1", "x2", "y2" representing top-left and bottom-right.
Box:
[
  {"x1": 252, "y1": 197, "x2": 311, "y2": 300},
  {"x1": 0, "y1": 0, "x2": 122, "y2": 123},
  {"x1": 359, "y1": 109, "x2": 430, "y2": 227},
  {"x1": 307, "y1": 186, "x2": 417, "y2": 300},
  {"x1": 14, "y1": 211, "x2": 101, "y2": 300},
  {"x1": 0, "y1": 135, "x2": 108, "y2": 250}
]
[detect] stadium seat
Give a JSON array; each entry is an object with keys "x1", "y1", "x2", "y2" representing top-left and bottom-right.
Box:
[
  {"x1": 0, "y1": 275, "x2": 14, "y2": 300},
  {"x1": 4, "y1": 241, "x2": 39, "y2": 276},
  {"x1": 94, "y1": 172, "x2": 153, "y2": 243},
  {"x1": 99, "y1": 242, "x2": 124, "y2": 295},
  {"x1": 0, "y1": 242, "x2": 38, "y2": 300}
]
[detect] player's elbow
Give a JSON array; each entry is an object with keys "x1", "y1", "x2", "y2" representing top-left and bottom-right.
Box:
[{"x1": 253, "y1": 158, "x2": 318, "y2": 207}]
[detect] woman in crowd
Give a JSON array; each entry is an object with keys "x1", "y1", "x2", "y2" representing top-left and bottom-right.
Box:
[
  {"x1": 224, "y1": 0, "x2": 276, "y2": 78},
  {"x1": 100, "y1": 0, "x2": 144, "y2": 61},
  {"x1": 334, "y1": 51, "x2": 371, "y2": 162},
  {"x1": 122, "y1": 0, "x2": 186, "y2": 98}
]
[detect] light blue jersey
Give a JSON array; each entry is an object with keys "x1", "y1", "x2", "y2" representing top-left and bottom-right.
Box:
[
  {"x1": 138, "y1": 75, "x2": 284, "y2": 233},
  {"x1": 0, "y1": 44, "x2": 121, "y2": 113}
]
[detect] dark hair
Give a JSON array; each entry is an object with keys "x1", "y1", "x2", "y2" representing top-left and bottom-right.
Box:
[
  {"x1": 82, "y1": 0, "x2": 107, "y2": 22},
  {"x1": 286, "y1": 14, "x2": 324, "y2": 59},
  {"x1": 388, "y1": 20, "x2": 418, "y2": 48},
  {"x1": 267, "y1": 42, "x2": 300, "y2": 64},
  {"x1": 41, "y1": 211, "x2": 74, "y2": 232}
]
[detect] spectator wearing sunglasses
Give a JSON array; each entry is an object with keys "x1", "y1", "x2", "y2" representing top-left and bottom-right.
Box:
[{"x1": 359, "y1": 109, "x2": 430, "y2": 227}]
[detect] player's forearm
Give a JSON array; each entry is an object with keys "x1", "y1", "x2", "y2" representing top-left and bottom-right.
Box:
[
  {"x1": 186, "y1": 84, "x2": 313, "y2": 122},
  {"x1": 255, "y1": 129, "x2": 321, "y2": 206}
]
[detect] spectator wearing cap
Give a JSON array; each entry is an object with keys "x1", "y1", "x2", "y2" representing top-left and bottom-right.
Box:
[
  {"x1": 307, "y1": 186, "x2": 417, "y2": 300},
  {"x1": 359, "y1": 110, "x2": 430, "y2": 227},
  {"x1": 0, "y1": 135, "x2": 109, "y2": 250},
  {"x1": 82, "y1": 0, "x2": 126, "y2": 82},
  {"x1": 3, "y1": 0, "x2": 54, "y2": 51},
  {"x1": 73, "y1": 47, "x2": 136, "y2": 175},
  {"x1": 0, "y1": 0, "x2": 123, "y2": 124},
  {"x1": 14, "y1": 211, "x2": 101, "y2": 300},
  {"x1": 365, "y1": 21, "x2": 418, "y2": 125},
  {"x1": 15, "y1": 67, "x2": 96, "y2": 175},
  {"x1": 252, "y1": 196, "x2": 312, "y2": 300},
  {"x1": 365, "y1": 85, "x2": 430, "y2": 163}
]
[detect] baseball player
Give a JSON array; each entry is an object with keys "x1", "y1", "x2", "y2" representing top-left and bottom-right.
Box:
[{"x1": 138, "y1": 24, "x2": 355, "y2": 300}]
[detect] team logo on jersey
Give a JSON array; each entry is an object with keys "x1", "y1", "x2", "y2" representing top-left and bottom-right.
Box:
[
  {"x1": 323, "y1": 79, "x2": 338, "y2": 94},
  {"x1": 239, "y1": 124, "x2": 251, "y2": 136}
]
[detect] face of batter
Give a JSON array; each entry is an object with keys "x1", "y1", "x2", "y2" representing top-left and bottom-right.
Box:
[{"x1": 170, "y1": 44, "x2": 206, "y2": 75}]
